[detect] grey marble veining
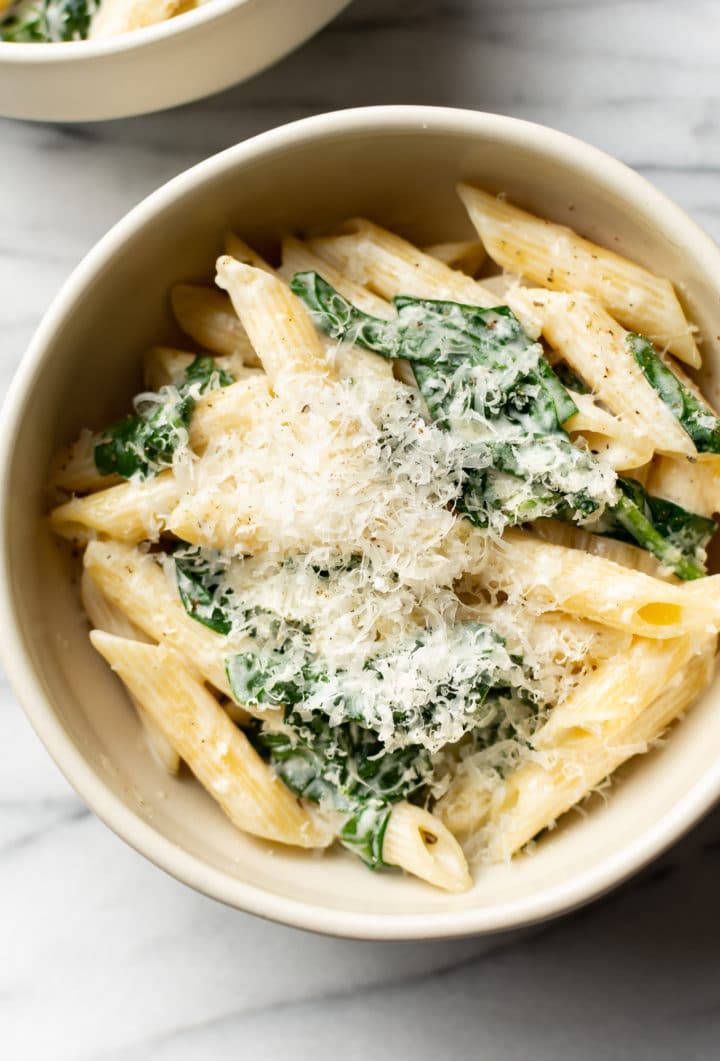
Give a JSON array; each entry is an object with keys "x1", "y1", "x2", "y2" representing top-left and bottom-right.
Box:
[{"x1": 2, "y1": 1, "x2": 720, "y2": 1057}]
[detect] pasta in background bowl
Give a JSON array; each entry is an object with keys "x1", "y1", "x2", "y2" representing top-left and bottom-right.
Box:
[
  {"x1": 3, "y1": 107, "x2": 720, "y2": 938},
  {"x1": 0, "y1": 0, "x2": 350, "y2": 121}
]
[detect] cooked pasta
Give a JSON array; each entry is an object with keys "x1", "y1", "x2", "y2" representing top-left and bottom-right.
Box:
[{"x1": 48, "y1": 185, "x2": 720, "y2": 893}]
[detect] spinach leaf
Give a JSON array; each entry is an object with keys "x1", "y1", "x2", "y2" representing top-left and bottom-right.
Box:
[
  {"x1": 250, "y1": 715, "x2": 429, "y2": 868},
  {"x1": 628, "y1": 333, "x2": 720, "y2": 453},
  {"x1": 292, "y1": 272, "x2": 717, "y2": 578},
  {"x1": 292, "y1": 271, "x2": 577, "y2": 425},
  {"x1": 225, "y1": 619, "x2": 540, "y2": 753},
  {"x1": 173, "y1": 546, "x2": 234, "y2": 635},
  {"x1": 592, "y1": 478, "x2": 715, "y2": 580},
  {"x1": 94, "y1": 355, "x2": 233, "y2": 480},
  {"x1": 553, "y1": 363, "x2": 590, "y2": 395},
  {"x1": 226, "y1": 649, "x2": 326, "y2": 708},
  {"x1": 1, "y1": 0, "x2": 97, "y2": 40}
]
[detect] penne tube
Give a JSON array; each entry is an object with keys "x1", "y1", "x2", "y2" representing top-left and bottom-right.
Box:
[
  {"x1": 524, "y1": 611, "x2": 631, "y2": 664},
  {"x1": 170, "y1": 284, "x2": 260, "y2": 364},
  {"x1": 280, "y1": 238, "x2": 398, "y2": 383},
  {"x1": 215, "y1": 258, "x2": 335, "y2": 383},
  {"x1": 460, "y1": 601, "x2": 633, "y2": 666},
  {"x1": 279, "y1": 236, "x2": 394, "y2": 318},
  {"x1": 534, "y1": 635, "x2": 696, "y2": 748},
  {"x1": 223, "y1": 233, "x2": 275, "y2": 272},
  {"x1": 90, "y1": 632, "x2": 333, "y2": 849},
  {"x1": 383, "y1": 802, "x2": 472, "y2": 893},
  {"x1": 564, "y1": 392, "x2": 655, "y2": 471},
  {"x1": 89, "y1": 0, "x2": 184, "y2": 37},
  {"x1": 189, "y1": 374, "x2": 271, "y2": 452},
  {"x1": 483, "y1": 635, "x2": 716, "y2": 860},
  {"x1": 308, "y1": 221, "x2": 541, "y2": 338},
  {"x1": 81, "y1": 569, "x2": 180, "y2": 775},
  {"x1": 49, "y1": 430, "x2": 120, "y2": 495},
  {"x1": 83, "y1": 539, "x2": 237, "y2": 700},
  {"x1": 422, "y1": 239, "x2": 486, "y2": 276},
  {"x1": 529, "y1": 519, "x2": 678, "y2": 581},
  {"x1": 308, "y1": 219, "x2": 500, "y2": 307},
  {"x1": 143, "y1": 346, "x2": 253, "y2": 391},
  {"x1": 511, "y1": 289, "x2": 696, "y2": 457},
  {"x1": 439, "y1": 634, "x2": 715, "y2": 843},
  {"x1": 49, "y1": 472, "x2": 180, "y2": 544},
  {"x1": 50, "y1": 374, "x2": 270, "y2": 494},
  {"x1": 458, "y1": 183, "x2": 700, "y2": 366},
  {"x1": 647, "y1": 454, "x2": 720, "y2": 519},
  {"x1": 166, "y1": 493, "x2": 260, "y2": 555},
  {"x1": 476, "y1": 529, "x2": 720, "y2": 637}
]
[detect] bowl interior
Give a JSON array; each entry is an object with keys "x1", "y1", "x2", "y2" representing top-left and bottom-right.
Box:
[{"x1": 6, "y1": 112, "x2": 720, "y2": 936}]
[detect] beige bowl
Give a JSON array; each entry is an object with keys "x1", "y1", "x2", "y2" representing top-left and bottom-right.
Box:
[
  {"x1": 3, "y1": 107, "x2": 720, "y2": 939},
  {"x1": 0, "y1": 0, "x2": 349, "y2": 121}
]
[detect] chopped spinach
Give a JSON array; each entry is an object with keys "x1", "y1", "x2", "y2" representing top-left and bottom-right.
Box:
[
  {"x1": 94, "y1": 355, "x2": 233, "y2": 480},
  {"x1": 174, "y1": 547, "x2": 541, "y2": 868},
  {"x1": 1, "y1": 0, "x2": 97, "y2": 41},
  {"x1": 591, "y1": 478, "x2": 715, "y2": 580},
  {"x1": 224, "y1": 619, "x2": 540, "y2": 753},
  {"x1": 553, "y1": 362, "x2": 590, "y2": 395},
  {"x1": 628, "y1": 332, "x2": 720, "y2": 453},
  {"x1": 173, "y1": 546, "x2": 234, "y2": 635},
  {"x1": 292, "y1": 272, "x2": 716, "y2": 578},
  {"x1": 250, "y1": 715, "x2": 429, "y2": 868}
]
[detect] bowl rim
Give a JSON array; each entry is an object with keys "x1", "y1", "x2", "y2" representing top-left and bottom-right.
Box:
[
  {"x1": 0, "y1": 0, "x2": 348, "y2": 62},
  {"x1": 2, "y1": 105, "x2": 720, "y2": 940},
  {"x1": 0, "y1": 0, "x2": 250, "y2": 59}
]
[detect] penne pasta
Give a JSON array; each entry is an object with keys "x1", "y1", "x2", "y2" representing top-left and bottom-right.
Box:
[
  {"x1": 647, "y1": 454, "x2": 720, "y2": 519},
  {"x1": 81, "y1": 569, "x2": 180, "y2": 775},
  {"x1": 90, "y1": 632, "x2": 332, "y2": 848},
  {"x1": 564, "y1": 391, "x2": 655, "y2": 471},
  {"x1": 383, "y1": 802, "x2": 472, "y2": 893},
  {"x1": 476, "y1": 529, "x2": 720, "y2": 637},
  {"x1": 49, "y1": 471, "x2": 180, "y2": 543},
  {"x1": 439, "y1": 635, "x2": 715, "y2": 844},
  {"x1": 458, "y1": 183, "x2": 700, "y2": 366},
  {"x1": 170, "y1": 284, "x2": 260, "y2": 364},
  {"x1": 482, "y1": 635, "x2": 716, "y2": 860},
  {"x1": 143, "y1": 346, "x2": 253, "y2": 391},
  {"x1": 307, "y1": 218, "x2": 500, "y2": 307},
  {"x1": 529, "y1": 519, "x2": 677, "y2": 581},
  {"x1": 215, "y1": 257, "x2": 334, "y2": 383},
  {"x1": 422, "y1": 239, "x2": 486, "y2": 276},
  {"x1": 189, "y1": 374, "x2": 272, "y2": 452},
  {"x1": 223, "y1": 232, "x2": 275, "y2": 273},
  {"x1": 307, "y1": 221, "x2": 546, "y2": 338},
  {"x1": 511, "y1": 289, "x2": 696, "y2": 457},
  {"x1": 83, "y1": 539, "x2": 238, "y2": 701},
  {"x1": 534, "y1": 635, "x2": 696, "y2": 748}
]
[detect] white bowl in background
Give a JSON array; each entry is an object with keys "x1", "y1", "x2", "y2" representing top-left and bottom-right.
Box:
[
  {"x1": 2, "y1": 106, "x2": 720, "y2": 939},
  {"x1": 0, "y1": 0, "x2": 350, "y2": 122}
]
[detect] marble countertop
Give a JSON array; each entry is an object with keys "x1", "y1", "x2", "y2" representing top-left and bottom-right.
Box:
[{"x1": 3, "y1": 1, "x2": 720, "y2": 1057}]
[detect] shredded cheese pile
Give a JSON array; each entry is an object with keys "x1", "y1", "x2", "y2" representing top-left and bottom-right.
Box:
[{"x1": 163, "y1": 367, "x2": 598, "y2": 769}]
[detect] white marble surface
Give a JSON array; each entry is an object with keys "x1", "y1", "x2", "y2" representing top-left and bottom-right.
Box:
[{"x1": 3, "y1": 1, "x2": 720, "y2": 1057}]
